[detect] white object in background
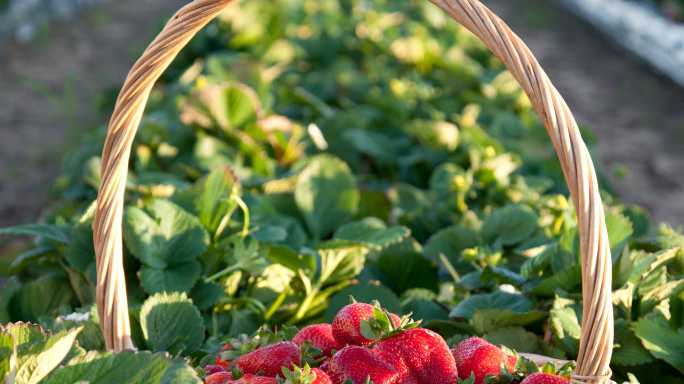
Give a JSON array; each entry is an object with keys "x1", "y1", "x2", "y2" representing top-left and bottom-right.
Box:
[{"x1": 558, "y1": 0, "x2": 684, "y2": 87}]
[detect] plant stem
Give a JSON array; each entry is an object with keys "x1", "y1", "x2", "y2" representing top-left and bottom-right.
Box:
[
  {"x1": 264, "y1": 286, "x2": 290, "y2": 321},
  {"x1": 234, "y1": 195, "x2": 250, "y2": 238},
  {"x1": 289, "y1": 287, "x2": 319, "y2": 324},
  {"x1": 205, "y1": 264, "x2": 241, "y2": 282}
]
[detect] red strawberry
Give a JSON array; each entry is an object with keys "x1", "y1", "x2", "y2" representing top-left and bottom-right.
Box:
[
  {"x1": 507, "y1": 354, "x2": 518, "y2": 370},
  {"x1": 451, "y1": 337, "x2": 489, "y2": 362},
  {"x1": 520, "y1": 373, "x2": 569, "y2": 384},
  {"x1": 293, "y1": 324, "x2": 343, "y2": 356},
  {"x1": 452, "y1": 337, "x2": 516, "y2": 384},
  {"x1": 329, "y1": 345, "x2": 400, "y2": 384},
  {"x1": 319, "y1": 357, "x2": 332, "y2": 374},
  {"x1": 231, "y1": 374, "x2": 278, "y2": 384},
  {"x1": 332, "y1": 303, "x2": 401, "y2": 346},
  {"x1": 373, "y1": 328, "x2": 458, "y2": 384},
  {"x1": 311, "y1": 368, "x2": 333, "y2": 384},
  {"x1": 205, "y1": 371, "x2": 233, "y2": 384},
  {"x1": 235, "y1": 341, "x2": 301, "y2": 377},
  {"x1": 205, "y1": 364, "x2": 226, "y2": 375},
  {"x1": 215, "y1": 356, "x2": 231, "y2": 369}
]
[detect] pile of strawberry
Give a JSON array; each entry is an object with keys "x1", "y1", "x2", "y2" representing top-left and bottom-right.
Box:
[{"x1": 204, "y1": 302, "x2": 570, "y2": 384}]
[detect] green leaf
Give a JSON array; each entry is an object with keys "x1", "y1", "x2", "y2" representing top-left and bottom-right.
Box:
[
  {"x1": 484, "y1": 327, "x2": 541, "y2": 354},
  {"x1": 183, "y1": 82, "x2": 258, "y2": 132},
  {"x1": 255, "y1": 215, "x2": 307, "y2": 250},
  {"x1": 450, "y1": 292, "x2": 534, "y2": 319},
  {"x1": 64, "y1": 222, "x2": 95, "y2": 272},
  {"x1": 0, "y1": 278, "x2": 21, "y2": 323},
  {"x1": 429, "y1": 163, "x2": 467, "y2": 209},
  {"x1": 423, "y1": 225, "x2": 479, "y2": 264},
  {"x1": 334, "y1": 218, "x2": 411, "y2": 250},
  {"x1": 140, "y1": 292, "x2": 205, "y2": 355},
  {"x1": 481, "y1": 266, "x2": 525, "y2": 286},
  {"x1": 606, "y1": 212, "x2": 634, "y2": 255},
  {"x1": 0, "y1": 331, "x2": 14, "y2": 380},
  {"x1": 343, "y1": 129, "x2": 404, "y2": 163},
  {"x1": 324, "y1": 283, "x2": 401, "y2": 322},
  {"x1": 520, "y1": 243, "x2": 555, "y2": 279},
  {"x1": 613, "y1": 319, "x2": 654, "y2": 366},
  {"x1": 190, "y1": 281, "x2": 224, "y2": 311},
  {"x1": 10, "y1": 274, "x2": 74, "y2": 322},
  {"x1": 317, "y1": 241, "x2": 367, "y2": 286},
  {"x1": 628, "y1": 248, "x2": 680, "y2": 285},
  {"x1": 634, "y1": 312, "x2": 684, "y2": 373},
  {"x1": 251, "y1": 264, "x2": 294, "y2": 304},
  {"x1": 43, "y1": 350, "x2": 201, "y2": 383},
  {"x1": 251, "y1": 225, "x2": 288, "y2": 243},
  {"x1": 50, "y1": 313, "x2": 105, "y2": 352},
  {"x1": 376, "y1": 242, "x2": 439, "y2": 294},
  {"x1": 227, "y1": 309, "x2": 260, "y2": 337},
  {"x1": 549, "y1": 296, "x2": 581, "y2": 355},
  {"x1": 294, "y1": 155, "x2": 359, "y2": 239},
  {"x1": 15, "y1": 327, "x2": 82, "y2": 384},
  {"x1": 529, "y1": 265, "x2": 581, "y2": 297},
  {"x1": 139, "y1": 261, "x2": 202, "y2": 294},
  {"x1": 193, "y1": 168, "x2": 240, "y2": 235},
  {"x1": 1, "y1": 323, "x2": 47, "y2": 355},
  {"x1": 8, "y1": 247, "x2": 54, "y2": 273},
  {"x1": 401, "y1": 298, "x2": 448, "y2": 322},
  {"x1": 266, "y1": 245, "x2": 316, "y2": 273},
  {"x1": 640, "y1": 279, "x2": 684, "y2": 314},
  {"x1": 0, "y1": 224, "x2": 69, "y2": 244},
  {"x1": 224, "y1": 84, "x2": 259, "y2": 129},
  {"x1": 471, "y1": 309, "x2": 545, "y2": 334},
  {"x1": 482, "y1": 205, "x2": 538, "y2": 247},
  {"x1": 124, "y1": 199, "x2": 209, "y2": 269}
]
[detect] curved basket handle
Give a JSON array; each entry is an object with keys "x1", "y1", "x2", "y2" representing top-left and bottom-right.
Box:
[{"x1": 93, "y1": 0, "x2": 613, "y2": 382}]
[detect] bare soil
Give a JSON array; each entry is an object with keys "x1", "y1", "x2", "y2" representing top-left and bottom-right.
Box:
[
  {"x1": 0, "y1": 0, "x2": 186, "y2": 230},
  {"x1": 0, "y1": 0, "x2": 683, "y2": 235}
]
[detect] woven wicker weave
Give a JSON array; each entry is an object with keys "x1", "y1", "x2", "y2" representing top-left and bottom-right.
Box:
[{"x1": 92, "y1": 1, "x2": 614, "y2": 383}]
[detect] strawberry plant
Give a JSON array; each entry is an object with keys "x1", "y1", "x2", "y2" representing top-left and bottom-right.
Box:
[{"x1": 1, "y1": 0, "x2": 684, "y2": 382}]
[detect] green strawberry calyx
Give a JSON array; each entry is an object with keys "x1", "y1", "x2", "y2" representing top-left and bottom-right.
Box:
[{"x1": 359, "y1": 301, "x2": 421, "y2": 341}]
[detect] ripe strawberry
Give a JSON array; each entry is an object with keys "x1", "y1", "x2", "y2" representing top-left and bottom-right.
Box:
[
  {"x1": 293, "y1": 324, "x2": 343, "y2": 356},
  {"x1": 215, "y1": 356, "x2": 231, "y2": 369},
  {"x1": 205, "y1": 364, "x2": 226, "y2": 375},
  {"x1": 231, "y1": 374, "x2": 278, "y2": 384},
  {"x1": 318, "y1": 357, "x2": 332, "y2": 374},
  {"x1": 329, "y1": 345, "x2": 400, "y2": 384},
  {"x1": 451, "y1": 337, "x2": 489, "y2": 362},
  {"x1": 332, "y1": 303, "x2": 401, "y2": 346},
  {"x1": 373, "y1": 328, "x2": 458, "y2": 384},
  {"x1": 205, "y1": 371, "x2": 233, "y2": 384},
  {"x1": 310, "y1": 368, "x2": 333, "y2": 384},
  {"x1": 506, "y1": 354, "x2": 518, "y2": 370},
  {"x1": 520, "y1": 373, "x2": 569, "y2": 384},
  {"x1": 452, "y1": 337, "x2": 516, "y2": 384},
  {"x1": 235, "y1": 341, "x2": 301, "y2": 377}
]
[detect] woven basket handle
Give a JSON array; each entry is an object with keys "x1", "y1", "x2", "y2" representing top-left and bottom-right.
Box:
[{"x1": 93, "y1": 0, "x2": 613, "y2": 382}]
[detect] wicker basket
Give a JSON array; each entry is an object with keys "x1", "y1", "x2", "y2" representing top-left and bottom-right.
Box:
[{"x1": 92, "y1": 1, "x2": 614, "y2": 383}]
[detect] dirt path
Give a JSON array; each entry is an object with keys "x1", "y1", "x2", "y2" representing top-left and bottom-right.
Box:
[
  {"x1": 484, "y1": 0, "x2": 684, "y2": 228},
  {"x1": 0, "y1": 0, "x2": 186, "y2": 229},
  {"x1": 0, "y1": 0, "x2": 683, "y2": 232}
]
